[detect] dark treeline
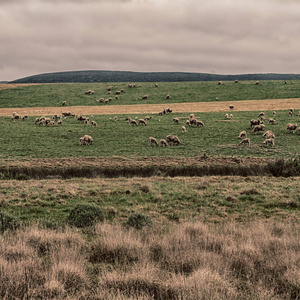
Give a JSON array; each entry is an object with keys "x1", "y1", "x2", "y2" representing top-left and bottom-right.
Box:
[{"x1": 9, "y1": 70, "x2": 300, "y2": 84}]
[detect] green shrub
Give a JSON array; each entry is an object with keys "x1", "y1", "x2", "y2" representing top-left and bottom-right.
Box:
[
  {"x1": 126, "y1": 213, "x2": 152, "y2": 230},
  {"x1": 66, "y1": 204, "x2": 104, "y2": 228},
  {"x1": 0, "y1": 211, "x2": 20, "y2": 233}
]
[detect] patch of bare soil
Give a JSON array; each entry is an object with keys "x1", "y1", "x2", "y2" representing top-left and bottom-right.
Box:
[
  {"x1": 0, "y1": 98, "x2": 299, "y2": 117},
  {"x1": 0, "y1": 156, "x2": 275, "y2": 170}
]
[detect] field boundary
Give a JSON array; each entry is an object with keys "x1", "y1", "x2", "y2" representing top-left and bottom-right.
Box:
[{"x1": 0, "y1": 98, "x2": 300, "y2": 116}]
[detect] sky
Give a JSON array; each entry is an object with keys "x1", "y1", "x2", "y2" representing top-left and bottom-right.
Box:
[{"x1": 1, "y1": 0, "x2": 300, "y2": 81}]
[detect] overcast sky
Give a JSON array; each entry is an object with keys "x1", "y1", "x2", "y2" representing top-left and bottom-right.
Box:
[{"x1": 1, "y1": 0, "x2": 300, "y2": 81}]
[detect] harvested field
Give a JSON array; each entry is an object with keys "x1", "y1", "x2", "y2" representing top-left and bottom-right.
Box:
[{"x1": 0, "y1": 98, "x2": 300, "y2": 116}]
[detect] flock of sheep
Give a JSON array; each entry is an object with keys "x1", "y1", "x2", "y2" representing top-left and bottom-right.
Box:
[
  {"x1": 9, "y1": 82, "x2": 300, "y2": 151},
  {"x1": 237, "y1": 108, "x2": 300, "y2": 148}
]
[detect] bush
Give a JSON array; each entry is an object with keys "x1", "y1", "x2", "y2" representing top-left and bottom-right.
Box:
[
  {"x1": 66, "y1": 204, "x2": 104, "y2": 228},
  {"x1": 126, "y1": 213, "x2": 152, "y2": 230},
  {"x1": 0, "y1": 211, "x2": 20, "y2": 233}
]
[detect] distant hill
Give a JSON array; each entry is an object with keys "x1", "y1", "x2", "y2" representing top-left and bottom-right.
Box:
[{"x1": 9, "y1": 70, "x2": 300, "y2": 83}]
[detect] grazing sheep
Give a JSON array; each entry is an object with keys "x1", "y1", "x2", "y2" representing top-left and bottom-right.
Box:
[
  {"x1": 273, "y1": 111, "x2": 276, "y2": 117},
  {"x1": 85, "y1": 90, "x2": 94, "y2": 95},
  {"x1": 250, "y1": 119, "x2": 261, "y2": 128},
  {"x1": 84, "y1": 119, "x2": 89, "y2": 126},
  {"x1": 155, "y1": 84, "x2": 158, "y2": 87},
  {"x1": 58, "y1": 120, "x2": 62, "y2": 126},
  {"x1": 142, "y1": 95, "x2": 148, "y2": 100},
  {"x1": 35, "y1": 118, "x2": 40, "y2": 124},
  {"x1": 115, "y1": 91, "x2": 121, "y2": 95},
  {"x1": 218, "y1": 81, "x2": 223, "y2": 85},
  {"x1": 268, "y1": 118, "x2": 275, "y2": 124},
  {"x1": 158, "y1": 111, "x2": 163, "y2": 116},
  {"x1": 166, "y1": 95, "x2": 171, "y2": 99},
  {"x1": 166, "y1": 135, "x2": 181, "y2": 146},
  {"x1": 11, "y1": 114, "x2": 20, "y2": 121},
  {"x1": 144, "y1": 116, "x2": 152, "y2": 121},
  {"x1": 79, "y1": 137, "x2": 87, "y2": 145},
  {"x1": 166, "y1": 108, "x2": 172, "y2": 113},
  {"x1": 62, "y1": 101, "x2": 66, "y2": 106},
  {"x1": 160, "y1": 139, "x2": 168, "y2": 147},
  {"x1": 53, "y1": 114, "x2": 60, "y2": 120},
  {"x1": 49, "y1": 121, "x2": 55, "y2": 127},
  {"x1": 239, "y1": 138, "x2": 251, "y2": 147},
  {"x1": 252, "y1": 124, "x2": 265, "y2": 134},
  {"x1": 99, "y1": 98, "x2": 105, "y2": 103},
  {"x1": 189, "y1": 114, "x2": 195, "y2": 120},
  {"x1": 258, "y1": 112, "x2": 265, "y2": 118},
  {"x1": 148, "y1": 137, "x2": 158, "y2": 146},
  {"x1": 22, "y1": 115, "x2": 28, "y2": 121},
  {"x1": 128, "y1": 118, "x2": 138, "y2": 126},
  {"x1": 255, "y1": 81, "x2": 259, "y2": 85},
  {"x1": 235, "y1": 80, "x2": 239, "y2": 83},
  {"x1": 83, "y1": 135, "x2": 93, "y2": 144},
  {"x1": 128, "y1": 84, "x2": 133, "y2": 88},
  {"x1": 238, "y1": 131, "x2": 247, "y2": 139},
  {"x1": 263, "y1": 131, "x2": 275, "y2": 139},
  {"x1": 195, "y1": 120, "x2": 204, "y2": 127},
  {"x1": 173, "y1": 117, "x2": 180, "y2": 124},
  {"x1": 114, "y1": 116, "x2": 118, "y2": 123},
  {"x1": 182, "y1": 126, "x2": 186, "y2": 134},
  {"x1": 229, "y1": 105, "x2": 234, "y2": 110},
  {"x1": 289, "y1": 109, "x2": 294, "y2": 117},
  {"x1": 264, "y1": 138, "x2": 275, "y2": 147},
  {"x1": 44, "y1": 118, "x2": 51, "y2": 125},
  {"x1": 225, "y1": 113, "x2": 229, "y2": 119},
  {"x1": 230, "y1": 114, "x2": 233, "y2": 119},
  {"x1": 186, "y1": 120, "x2": 191, "y2": 127},
  {"x1": 138, "y1": 119, "x2": 147, "y2": 126},
  {"x1": 91, "y1": 121, "x2": 97, "y2": 127},
  {"x1": 286, "y1": 123, "x2": 298, "y2": 133}
]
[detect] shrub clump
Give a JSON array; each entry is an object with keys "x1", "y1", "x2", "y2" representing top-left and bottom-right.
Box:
[
  {"x1": 126, "y1": 213, "x2": 152, "y2": 230},
  {"x1": 0, "y1": 211, "x2": 20, "y2": 233},
  {"x1": 66, "y1": 204, "x2": 104, "y2": 228}
]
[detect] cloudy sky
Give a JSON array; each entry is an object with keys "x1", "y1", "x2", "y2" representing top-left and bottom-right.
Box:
[{"x1": 1, "y1": 0, "x2": 300, "y2": 81}]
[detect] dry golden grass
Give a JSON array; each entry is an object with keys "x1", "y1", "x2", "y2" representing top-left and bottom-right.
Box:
[
  {"x1": 0, "y1": 98, "x2": 299, "y2": 116},
  {"x1": 1, "y1": 220, "x2": 298, "y2": 299}
]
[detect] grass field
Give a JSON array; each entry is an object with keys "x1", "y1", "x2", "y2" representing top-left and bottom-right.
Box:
[
  {"x1": 0, "y1": 110, "x2": 299, "y2": 160},
  {"x1": 1, "y1": 80, "x2": 300, "y2": 108},
  {"x1": 0, "y1": 81, "x2": 299, "y2": 299}
]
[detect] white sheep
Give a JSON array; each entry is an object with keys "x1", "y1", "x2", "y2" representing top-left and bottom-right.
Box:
[
  {"x1": 273, "y1": 111, "x2": 276, "y2": 117},
  {"x1": 173, "y1": 117, "x2": 180, "y2": 124},
  {"x1": 83, "y1": 135, "x2": 93, "y2": 144},
  {"x1": 166, "y1": 95, "x2": 171, "y2": 99},
  {"x1": 250, "y1": 119, "x2": 261, "y2": 128},
  {"x1": 62, "y1": 101, "x2": 66, "y2": 106},
  {"x1": 113, "y1": 116, "x2": 118, "y2": 123},
  {"x1": 262, "y1": 131, "x2": 275, "y2": 139},
  {"x1": 148, "y1": 137, "x2": 158, "y2": 146},
  {"x1": 238, "y1": 131, "x2": 247, "y2": 139},
  {"x1": 251, "y1": 124, "x2": 265, "y2": 134},
  {"x1": 84, "y1": 119, "x2": 89, "y2": 126},
  {"x1": 138, "y1": 119, "x2": 147, "y2": 126},
  {"x1": 160, "y1": 139, "x2": 169, "y2": 147},
  {"x1": 264, "y1": 138, "x2": 275, "y2": 146},
  {"x1": 268, "y1": 118, "x2": 275, "y2": 124},
  {"x1": 182, "y1": 126, "x2": 186, "y2": 134},
  {"x1": 286, "y1": 123, "x2": 298, "y2": 133},
  {"x1": 238, "y1": 138, "x2": 250, "y2": 147},
  {"x1": 58, "y1": 120, "x2": 62, "y2": 126},
  {"x1": 186, "y1": 120, "x2": 191, "y2": 127},
  {"x1": 128, "y1": 118, "x2": 138, "y2": 126},
  {"x1": 144, "y1": 116, "x2": 152, "y2": 121},
  {"x1": 91, "y1": 121, "x2": 97, "y2": 127},
  {"x1": 166, "y1": 135, "x2": 181, "y2": 146}
]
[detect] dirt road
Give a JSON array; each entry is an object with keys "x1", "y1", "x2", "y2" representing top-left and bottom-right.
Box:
[{"x1": 1, "y1": 98, "x2": 300, "y2": 117}]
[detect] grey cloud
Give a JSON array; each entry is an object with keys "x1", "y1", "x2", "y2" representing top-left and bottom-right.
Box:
[{"x1": 1, "y1": 0, "x2": 300, "y2": 81}]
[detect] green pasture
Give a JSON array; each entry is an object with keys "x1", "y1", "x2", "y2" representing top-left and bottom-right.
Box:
[
  {"x1": 0, "y1": 110, "x2": 299, "y2": 160},
  {"x1": 1, "y1": 80, "x2": 300, "y2": 108}
]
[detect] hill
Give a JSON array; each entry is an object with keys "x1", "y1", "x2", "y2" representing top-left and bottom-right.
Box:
[{"x1": 9, "y1": 70, "x2": 300, "y2": 83}]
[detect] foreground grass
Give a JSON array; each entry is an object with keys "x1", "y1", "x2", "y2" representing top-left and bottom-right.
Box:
[
  {"x1": 1, "y1": 80, "x2": 299, "y2": 108},
  {"x1": 0, "y1": 219, "x2": 299, "y2": 299},
  {"x1": 1, "y1": 176, "x2": 299, "y2": 224},
  {"x1": 0, "y1": 109, "x2": 299, "y2": 160}
]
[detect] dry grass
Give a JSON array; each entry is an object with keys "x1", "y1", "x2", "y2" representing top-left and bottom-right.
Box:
[
  {"x1": 0, "y1": 220, "x2": 299, "y2": 299},
  {"x1": 0, "y1": 98, "x2": 300, "y2": 116}
]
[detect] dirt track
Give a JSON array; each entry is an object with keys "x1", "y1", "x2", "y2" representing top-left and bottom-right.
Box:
[{"x1": 1, "y1": 98, "x2": 300, "y2": 117}]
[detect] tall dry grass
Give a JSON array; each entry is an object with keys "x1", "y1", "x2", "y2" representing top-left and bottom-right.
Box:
[{"x1": 0, "y1": 220, "x2": 299, "y2": 299}]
